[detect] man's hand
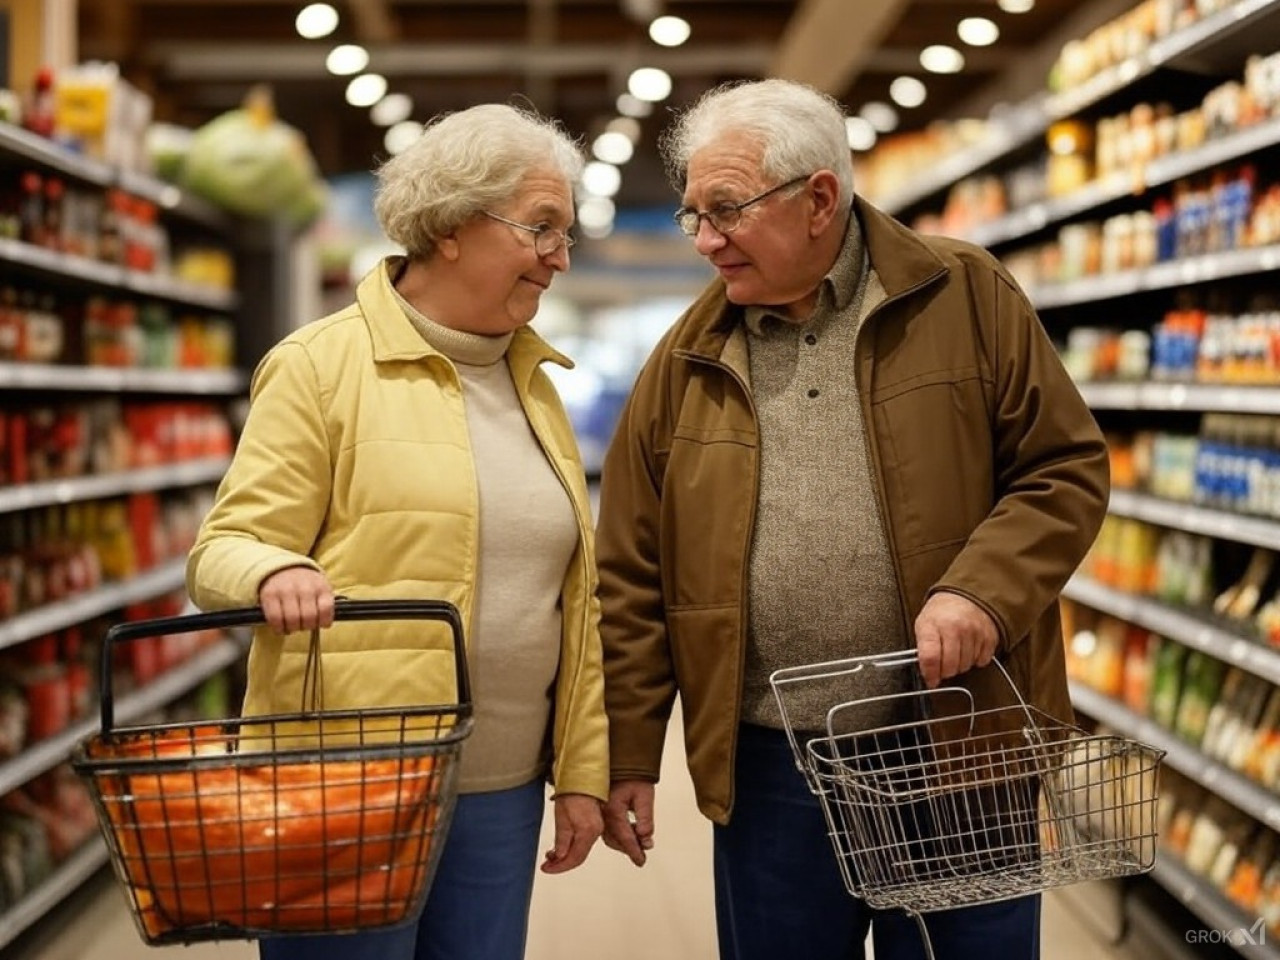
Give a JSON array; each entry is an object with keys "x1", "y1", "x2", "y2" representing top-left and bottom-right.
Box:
[
  {"x1": 914, "y1": 591, "x2": 999, "y2": 688},
  {"x1": 602, "y1": 780, "x2": 655, "y2": 867},
  {"x1": 258, "y1": 566, "x2": 335, "y2": 634},
  {"x1": 541, "y1": 793, "x2": 604, "y2": 874}
]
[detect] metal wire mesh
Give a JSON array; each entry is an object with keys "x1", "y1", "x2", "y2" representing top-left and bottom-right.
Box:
[
  {"x1": 76, "y1": 705, "x2": 469, "y2": 945},
  {"x1": 771, "y1": 652, "x2": 1163, "y2": 918}
]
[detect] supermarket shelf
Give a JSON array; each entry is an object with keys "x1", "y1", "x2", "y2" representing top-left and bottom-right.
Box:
[
  {"x1": 1069, "y1": 682, "x2": 1280, "y2": 832},
  {"x1": 876, "y1": 101, "x2": 1048, "y2": 215},
  {"x1": 0, "y1": 458, "x2": 230, "y2": 516},
  {"x1": 0, "y1": 362, "x2": 247, "y2": 394},
  {"x1": 0, "y1": 123, "x2": 114, "y2": 186},
  {"x1": 118, "y1": 168, "x2": 233, "y2": 234},
  {"x1": 1077, "y1": 381, "x2": 1280, "y2": 413},
  {"x1": 0, "y1": 558, "x2": 187, "y2": 653},
  {"x1": 877, "y1": 0, "x2": 1280, "y2": 216},
  {"x1": 1063, "y1": 574, "x2": 1280, "y2": 688},
  {"x1": 1107, "y1": 488, "x2": 1280, "y2": 551},
  {"x1": 1148, "y1": 855, "x2": 1280, "y2": 959},
  {"x1": 0, "y1": 122, "x2": 232, "y2": 235},
  {"x1": 0, "y1": 837, "x2": 108, "y2": 952},
  {"x1": 967, "y1": 174, "x2": 1132, "y2": 249},
  {"x1": 0, "y1": 236, "x2": 238, "y2": 311},
  {"x1": 0, "y1": 636, "x2": 245, "y2": 797},
  {"x1": 1031, "y1": 243, "x2": 1280, "y2": 309},
  {"x1": 967, "y1": 115, "x2": 1280, "y2": 249}
]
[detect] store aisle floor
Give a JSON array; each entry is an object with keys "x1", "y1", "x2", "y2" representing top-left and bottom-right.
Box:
[{"x1": 9, "y1": 713, "x2": 1141, "y2": 960}]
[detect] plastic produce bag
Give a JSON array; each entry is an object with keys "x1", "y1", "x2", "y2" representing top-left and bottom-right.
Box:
[{"x1": 182, "y1": 86, "x2": 327, "y2": 227}]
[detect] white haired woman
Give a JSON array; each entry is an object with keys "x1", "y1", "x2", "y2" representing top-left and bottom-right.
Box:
[{"x1": 187, "y1": 103, "x2": 607, "y2": 960}]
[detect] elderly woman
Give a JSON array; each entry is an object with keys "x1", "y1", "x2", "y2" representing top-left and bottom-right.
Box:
[{"x1": 186, "y1": 103, "x2": 608, "y2": 960}]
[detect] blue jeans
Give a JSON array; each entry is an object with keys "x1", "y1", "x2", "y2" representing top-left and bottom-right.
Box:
[
  {"x1": 714, "y1": 724, "x2": 1041, "y2": 960},
  {"x1": 259, "y1": 778, "x2": 545, "y2": 960}
]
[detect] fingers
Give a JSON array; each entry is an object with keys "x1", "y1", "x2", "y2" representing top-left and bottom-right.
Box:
[
  {"x1": 914, "y1": 592, "x2": 1000, "y2": 687},
  {"x1": 258, "y1": 567, "x2": 335, "y2": 634},
  {"x1": 541, "y1": 795, "x2": 603, "y2": 875},
  {"x1": 602, "y1": 781, "x2": 655, "y2": 867}
]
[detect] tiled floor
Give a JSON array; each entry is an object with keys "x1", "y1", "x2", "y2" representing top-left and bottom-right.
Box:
[{"x1": 6, "y1": 715, "x2": 1142, "y2": 960}]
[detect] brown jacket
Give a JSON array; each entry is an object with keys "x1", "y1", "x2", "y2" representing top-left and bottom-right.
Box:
[{"x1": 595, "y1": 197, "x2": 1110, "y2": 824}]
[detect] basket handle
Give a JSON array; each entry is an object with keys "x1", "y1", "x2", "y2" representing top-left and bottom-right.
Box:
[{"x1": 96, "y1": 598, "x2": 470, "y2": 736}]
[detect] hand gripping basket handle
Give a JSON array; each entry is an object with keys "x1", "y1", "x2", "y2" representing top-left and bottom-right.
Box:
[{"x1": 96, "y1": 598, "x2": 469, "y2": 736}]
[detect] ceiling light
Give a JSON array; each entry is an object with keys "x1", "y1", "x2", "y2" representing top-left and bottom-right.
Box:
[
  {"x1": 958, "y1": 17, "x2": 999, "y2": 46},
  {"x1": 371, "y1": 92, "x2": 413, "y2": 126},
  {"x1": 346, "y1": 73, "x2": 387, "y2": 108},
  {"x1": 649, "y1": 15, "x2": 691, "y2": 47},
  {"x1": 582, "y1": 161, "x2": 622, "y2": 198},
  {"x1": 616, "y1": 93, "x2": 653, "y2": 118},
  {"x1": 859, "y1": 102, "x2": 898, "y2": 133},
  {"x1": 326, "y1": 44, "x2": 369, "y2": 76},
  {"x1": 385, "y1": 121, "x2": 423, "y2": 156},
  {"x1": 296, "y1": 3, "x2": 338, "y2": 39},
  {"x1": 593, "y1": 131, "x2": 635, "y2": 165},
  {"x1": 627, "y1": 67, "x2": 672, "y2": 103},
  {"x1": 606, "y1": 116, "x2": 643, "y2": 142},
  {"x1": 889, "y1": 76, "x2": 927, "y2": 108},
  {"x1": 845, "y1": 117, "x2": 877, "y2": 152},
  {"x1": 578, "y1": 196, "x2": 616, "y2": 232},
  {"x1": 998, "y1": 0, "x2": 1035, "y2": 11},
  {"x1": 920, "y1": 45, "x2": 965, "y2": 74}
]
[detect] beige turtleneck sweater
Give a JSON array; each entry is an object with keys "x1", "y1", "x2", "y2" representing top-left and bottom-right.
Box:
[{"x1": 393, "y1": 287, "x2": 579, "y2": 793}]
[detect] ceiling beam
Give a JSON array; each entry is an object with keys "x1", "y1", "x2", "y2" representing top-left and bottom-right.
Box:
[
  {"x1": 770, "y1": 0, "x2": 910, "y2": 94},
  {"x1": 146, "y1": 41, "x2": 774, "y2": 79}
]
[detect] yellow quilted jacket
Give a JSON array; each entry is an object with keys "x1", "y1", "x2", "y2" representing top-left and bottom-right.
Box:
[{"x1": 186, "y1": 258, "x2": 609, "y2": 800}]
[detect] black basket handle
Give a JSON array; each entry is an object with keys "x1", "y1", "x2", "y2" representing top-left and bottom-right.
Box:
[{"x1": 97, "y1": 598, "x2": 469, "y2": 735}]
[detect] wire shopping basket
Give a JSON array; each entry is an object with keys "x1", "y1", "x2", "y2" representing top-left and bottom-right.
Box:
[
  {"x1": 71, "y1": 599, "x2": 473, "y2": 946},
  {"x1": 770, "y1": 650, "x2": 1163, "y2": 959}
]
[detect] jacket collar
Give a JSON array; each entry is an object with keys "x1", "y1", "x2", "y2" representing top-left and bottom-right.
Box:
[
  {"x1": 355, "y1": 256, "x2": 574, "y2": 373},
  {"x1": 681, "y1": 196, "x2": 949, "y2": 360}
]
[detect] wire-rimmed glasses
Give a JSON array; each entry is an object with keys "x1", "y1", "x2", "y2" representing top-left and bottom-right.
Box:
[
  {"x1": 483, "y1": 212, "x2": 576, "y2": 256},
  {"x1": 674, "y1": 174, "x2": 812, "y2": 238}
]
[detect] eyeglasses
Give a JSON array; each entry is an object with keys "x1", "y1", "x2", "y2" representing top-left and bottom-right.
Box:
[
  {"x1": 483, "y1": 211, "x2": 576, "y2": 257},
  {"x1": 673, "y1": 175, "x2": 812, "y2": 238}
]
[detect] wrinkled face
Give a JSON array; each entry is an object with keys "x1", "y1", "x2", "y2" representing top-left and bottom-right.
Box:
[
  {"x1": 681, "y1": 134, "x2": 818, "y2": 321},
  {"x1": 455, "y1": 167, "x2": 575, "y2": 335}
]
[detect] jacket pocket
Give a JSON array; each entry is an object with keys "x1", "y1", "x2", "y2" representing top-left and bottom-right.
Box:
[{"x1": 871, "y1": 371, "x2": 993, "y2": 556}]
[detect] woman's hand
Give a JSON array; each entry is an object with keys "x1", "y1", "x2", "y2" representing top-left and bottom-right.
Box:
[
  {"x1": 541, "y1": 793, "x2": 604, "y2": 874},
  {"x1": 258, "y1": 566, "x2": 335, "y2": 634}
]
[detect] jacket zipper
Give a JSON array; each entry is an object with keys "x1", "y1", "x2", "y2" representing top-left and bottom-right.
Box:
[{"x1": 673, "y1": 347, "x2": 759, "y2": 820}]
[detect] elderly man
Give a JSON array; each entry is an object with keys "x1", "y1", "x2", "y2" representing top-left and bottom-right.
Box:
[{"x1": 595, "y1": 78, "x2": 1108, "y2": 960}]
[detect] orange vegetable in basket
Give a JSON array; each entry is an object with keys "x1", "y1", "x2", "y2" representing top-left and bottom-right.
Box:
[{"x1": 89, "y1": 732, "x2": 444, "y2": 939}]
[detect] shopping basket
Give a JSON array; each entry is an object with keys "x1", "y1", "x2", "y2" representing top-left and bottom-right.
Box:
[
  {"x1": 770, "y1": 650, "x2": 1163, "y2": 960},
  {"x1": 71, "y1": 598, "x2": 473, "y2": 946}
]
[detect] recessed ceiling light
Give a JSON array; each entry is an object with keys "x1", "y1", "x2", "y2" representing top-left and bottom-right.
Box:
[
  {"x1": 606, "y1": 116, "x2": 643, "y2": 142},
  {"x1": 296, "y1": 3, "x2": 338, "y2": 39},
  {"x1": 649, "y1": 15, "x2": 691, "y2": 47},
  {"x1": 346, "y1": 73, "x2": 387, "y2": 108},
  {"x1": 593, "y1": 131, "x2": 635, "y2": 165},
  {"x1": 859, "y1": 101, "x2": 899, "y2": 133},
  {"x1": 578, "y1": 196, "x2": 616, "y2": 231},
  {"x1": 998, "y1": 0, "x2": 1035, "y2": 12},
  {"x1": 616, "y1": 93, "x2": 653, "y2": 118},
  {"x1": 889, "y1": 76, "x2": 927, "y2": 108},
  {"x1": 627, "y1": 67, "x2": 673, "y2": 103},
  {"x1": 920, "y1": 45, "x2": 965, "y2": 74},
  {"x1": 370, "y1": 93, "x2": 413, "y2": 126},
  {"x1": 582, "y1": 161, "x2": 622, "y2": 198},
  {"x1": 958, "y1": 17, "x2": 1000, "y2": 47},
  {"x1": 845, "y1": 117, "x2": 877, "y2": 152},
  {"x1": 326, "y1": 44, "x2": 369, "y2": 76},
  {"x1": 385, "y1": 121, "x2": 422, "y2": 156}
]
